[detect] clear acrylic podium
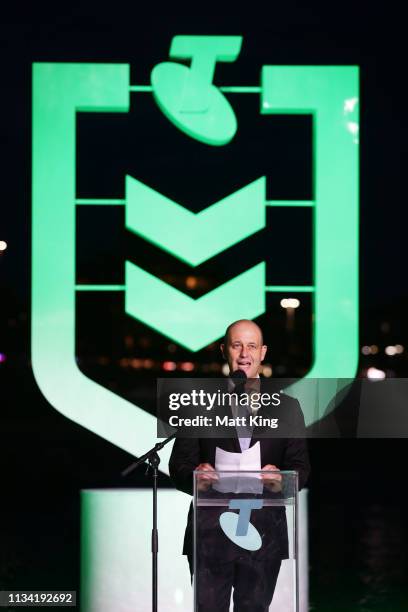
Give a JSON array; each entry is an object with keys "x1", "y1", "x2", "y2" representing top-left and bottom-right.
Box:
[{"x1": 194, "y1": 470, "x2": 299, "y2": 612}]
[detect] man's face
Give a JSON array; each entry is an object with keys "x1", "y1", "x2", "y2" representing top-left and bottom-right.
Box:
[{"x1": 221, "y1": 321, "x2": 267, "y2": 378}]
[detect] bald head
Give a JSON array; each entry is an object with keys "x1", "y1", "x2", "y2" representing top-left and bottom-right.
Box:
[
  {"x1": 221, "y1": 319, "x2": 267, "y2": 378},
  {"x1": 224, "y1": 319, "x2": 264, "y2": 346}
]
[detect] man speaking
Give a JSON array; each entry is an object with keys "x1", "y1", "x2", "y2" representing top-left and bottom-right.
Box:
[{"x1": 169, "y1": 319, "x2": 310, "y2": 611}]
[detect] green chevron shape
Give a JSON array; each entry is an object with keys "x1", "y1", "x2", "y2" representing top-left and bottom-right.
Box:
[
  {"x1": 125, "y1": 176, "x2": 265, "y2": 266},
  {"x1": 125, "y1": 261, "x2": 265, "y2": 351}
]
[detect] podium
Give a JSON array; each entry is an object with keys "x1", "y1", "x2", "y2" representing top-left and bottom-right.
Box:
[{"x1": 193, "y1": 470, "x2": 299, "y2": 611}]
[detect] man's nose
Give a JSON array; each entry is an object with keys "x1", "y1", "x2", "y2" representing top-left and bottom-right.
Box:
[{"x1": 239, "y1": 345, "x2": 249, "y2": 357}]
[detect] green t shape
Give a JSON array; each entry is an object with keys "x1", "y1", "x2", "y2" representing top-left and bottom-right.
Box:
[
  {"x1": 151, "y1": 35, "x2": 242, "y2": 145},
  {"x1": 169, "y1": 35, "x2": 242, "y2": 112}
]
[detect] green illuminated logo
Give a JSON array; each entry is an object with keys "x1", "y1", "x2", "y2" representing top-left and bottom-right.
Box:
[
  {"x1": 125, "y1": 176, "x2": 266, "y2": 351},
  {"x1": 126, "y1": 176, "x2": 264, "y2": 266},
  {"x1": 32, "y1": 40, "x2": 359, "y2": 457},
  {"x1": 151, "y1": 35, "x2": 242, "y2": 145}
]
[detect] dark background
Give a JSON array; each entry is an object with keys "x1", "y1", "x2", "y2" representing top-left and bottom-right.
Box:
[{"x1": 1, "y1": 5, "x2": 408, "y2": 611}]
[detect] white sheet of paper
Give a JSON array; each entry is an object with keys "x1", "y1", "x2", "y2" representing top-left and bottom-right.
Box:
[{"x1": 213, "y1": 442, "x2": 263, "y2": 494}]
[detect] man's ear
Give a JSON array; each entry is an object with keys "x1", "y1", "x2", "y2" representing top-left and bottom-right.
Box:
[
  {"x1": 261, "y1": 344, "x2": 267, "y2": 361},
  {"x1": 220, "y1": 343, "x2": 226, "y2": 360}
]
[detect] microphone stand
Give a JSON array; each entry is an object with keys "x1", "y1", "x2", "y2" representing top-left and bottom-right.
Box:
[{"x1": 121, "y1": 432, "x2": 177, "y2": 612}]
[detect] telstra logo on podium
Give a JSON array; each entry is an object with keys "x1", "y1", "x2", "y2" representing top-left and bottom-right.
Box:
[
  {"x1": 32, "y1": 36, "x2": 359, "y2": 456},
  {"x1": 220, "y1": 499, "x2": 264, "y2": 551}
]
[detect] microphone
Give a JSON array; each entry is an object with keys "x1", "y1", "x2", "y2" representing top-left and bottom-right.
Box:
[
  {"x1": 230, "y1": 369, "x2": 247, "y2": 381},
  {"x1": 230, "y1": 369, "x2": 247, "y2": 395}
]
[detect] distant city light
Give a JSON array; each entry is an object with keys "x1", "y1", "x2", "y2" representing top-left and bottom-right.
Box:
[
  {"x1": 143, "y1": 359, "x2": 154, "y2": 369},
  {"x1": 180, "y1": 361, "x2": 194, "y2": 372},
  {"x1": 0, "y1": 353, "x2": 6, "y2": 363},
  {"x1": 124, "y1": 335, "x2": 134, "y2": 349},
  {"x1": 262, "y1": 364, "x2": 273, "y2": 377},
  {"x1": 131, "y1": 358, "x2": 142, "y2": 368},
  {"x1": 367, "y1": 367, "x2": 386, "y2": 380},
  {"x1": 385, "y1": 344, "x2": 405, "y2": 356},
  {"x1": 280, "y1": 298, "x2": 300, "y2": 309},
  {"x1": 361, "y1": 344, "x2": 380, "y2": 355},
  {"x1": 185, "y1": 276, "x2": 198, "y2": 289},
  {"x1": 162, "y1": 361, "x2": 177, "y2": 371},
  {"x1": 0, "y1": 241, "x2": 7, "y2": 251}
]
